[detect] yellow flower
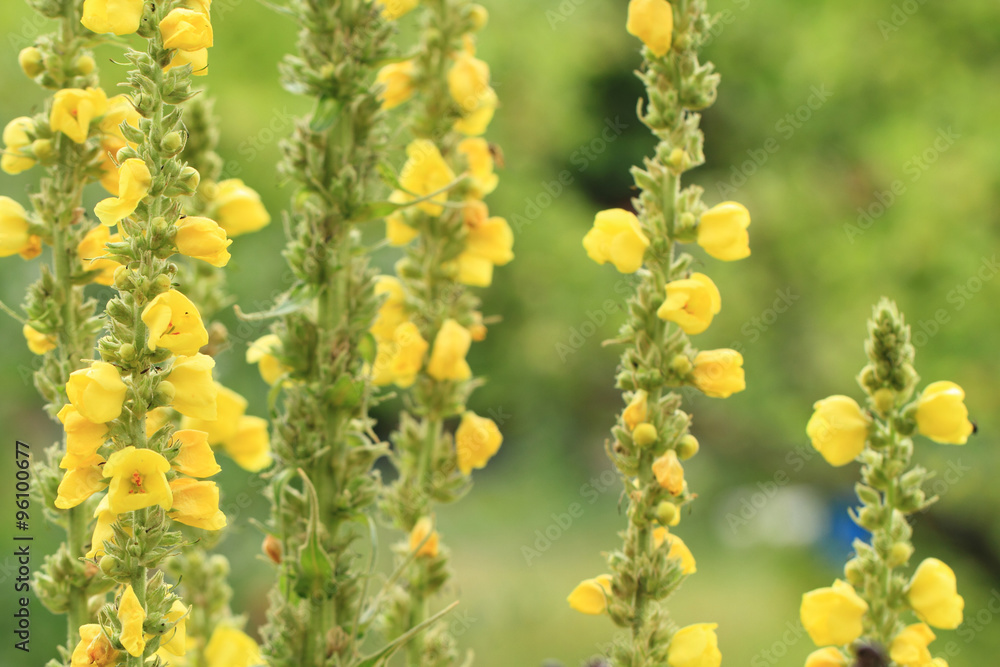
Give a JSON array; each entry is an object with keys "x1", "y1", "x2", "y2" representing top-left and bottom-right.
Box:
[
  {"x1": 567, "y1": 574, "x2": 612, "y2": 615},
  {"x1": 667, "y1": 623, "x2": 722, "y2": 667},
  {"x1": 142, "y1": 290, "x2": 210, "y2": 357},
  {"x1": 398, "y1": 140, "x2": 456, "y2": 216},
  {"x1": 246, "y1": 334, "x2": 291, "y2": 385},
  {"x1": 890, "y1": 623, "x2": 936, "y2": 667},
  {"x1": 181, "y1": 383, "x2": 246, "y2": 444},
  {"x1": 657, "y1": 273, "x2": 722, "y2": 335},
  {"x1": 82, "y1": 0, "x2": 144, "y2": 36},
  {"x1": 915, "y1": 381, "x2": 974, "y2": 445},
  {"x1": 583, "y1": 208, "x2": 650, "y2": 273},
  {"x1": 908, "y1": 558, "x2": 964, "y2": 629},
  {"x1": 67, "y1": 361, "x2": 128, "y2": 423},
  {"x1": 204, "y1": 179, "x2": 270, "y2": 236},
  {"x1": 160, "y1": 9, "x2": 214, "y2": 51},
  {"x1": 146, "y1": 407, "x2": 173, "y2": 438},
  {"x1": 174, "y1": 216, "x2": 231, "y2": 267},
  {"x1": 692, "y1": 349, "x2": 745, "y2": 398},
  {"x1": 204, "y1": 626, "x2": 262, "y2": 667},
  {"x1": 166, "y1": 48, "x2": 209, "y2": 76},
  {"x1": 167, "y1": 354, "x2": 218, "y2": 420},
  {"x1": 23, "y1": 323, "x2": 56, "y2": 355},
  {"x1": 388, "y1": 321, "x2": 430, "y2": 387},
  {"x1": 98, "y1": 137, "x2": 126, "y2": 195},
  {"x1": 104, "y1": 446, "x2": 173, "y2": 514},
  {"x1": 50, "y1": 87, "x2": 108, "y2": 144},
  {"x1": 220, "y1": 415, "x2": 273, "y2": 473},
  {"x1": 409, "y1": 516, "x2": 440, "y2": 558},
  {"x1": 0, "y1": 196, "x2": 32, "y2": 258},
  {"x1": 160, "y1": 600, "x2": 188, "y2": 656},
  {"x1": 55, "y1": 465, "x2": 107, "y2": 509},
  {"x1": 448, "y1": 52, "x2": 491, "y2": 113},
  {"x1": 457, "y1": 210, "x2": 514, "y2": 287},
  {"x1": 427, "y1": 319, "x2": 473, "y2": 381},
  {"x1": 804, "y1": 647, "x2": 847, "y2": 667},
  {"x1": 118, "y1": 584, "x2": 146, "y2": 657},
  {"x1": 652, "y1": 527, "x2": 696, "y2": 574},
  {"x1": 457, "y1": 138, "x2": 499, "y2": 198},
  {"x1": 98, "y1": 94, "x2": 141, "y2": 141},
  {"x1": 653, "y1": 450, "x2": 685, "y2": 495},
  {"x1": 86, "y1": 494, "x2": 123, "y2": 559},
  {"x1": 455, "y1": 87, "x2": 498, "y2": 136},
  {"x1": 455, "y1": 411, "x2": 502, "y2": 475},
  {"x1": 377, "y1": 0, "x2": 419, "y2": 19},
  {"x1": 697, "y1": 202, "x2": 751, "y2": 261},
  {"x1": 376, "y1": 60, "x2": 417, "y2": 110},
  {"x1": 371, "y1": 276, "x2": 408, "y2": 341},
  {"x1": 78, "y1": 225, "x2": 122, "y2": 286},
  {"x1": 168, "y1": 477, "x2": 226, "y2": 530},
  {"x1": 806, "y1": 396, "x2": 871, "y2": 467},
  {"x1": 71, "y1": 623, "x2": 119, "y2": 667},
  {"x1": 95, "y1": 158, "x2": 151, "y2": 226},
  {"x1": 57, "y1": 405, "x2": 108, "y2": 469},
  {"x1": 171, "y1": 429, "x2": 221, "y2": 478},
  {"x1": 2, "y1": 117, "x2": 36, "y2": 175},
  {"x1": 386, "y1": 211, "x2": 418, "y2": 246},
  {"x1": 623, "y1": 390, "x2": 648, "y2": 431},
  {"x1": 800, "y1": 579, "x2": 869, "y2": 646},
  {"x1": 627, "y1": 0, "x2": 674, "y2": 57}
]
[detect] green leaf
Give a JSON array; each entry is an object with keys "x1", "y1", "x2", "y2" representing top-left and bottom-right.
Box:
[
  {"x1": 310, "y1": 97, "x2": 341, "y2": 132},
  {"x1": 354, "y1": 601, "x2": 460, "y2": 667},
  {"x1": 293, "y1": 470, "x2": 335, "y2": 600},
  {"x1": 325, "y1": 375, "x2": 364, "y2": 408},
  {"x1": 376, "y1": 162, "x2": 404, "y2": 191}
]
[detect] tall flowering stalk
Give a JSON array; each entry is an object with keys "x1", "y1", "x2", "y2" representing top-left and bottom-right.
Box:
[
  {"x1": 800, "y1": 299, "x2": 971, "y2": 667},
  {"x1": 570, "y1": 1, "x2": 751, "y2": 665},
  {"x1": 371, "y1": 1, "x2": 508, "y2": 664}
]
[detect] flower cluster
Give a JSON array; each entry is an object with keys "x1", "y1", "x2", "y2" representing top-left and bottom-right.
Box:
[
  {"x1": 569, "y1": 1, "x2": 749, "y2": 665},
  {"x1": 800, "y1": 300, "x2": 971, "y2": 666}
]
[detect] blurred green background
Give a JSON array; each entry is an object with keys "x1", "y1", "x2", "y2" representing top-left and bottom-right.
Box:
[{"x1": 2, "y1": 0, "x2": 1000, "y2": 665}]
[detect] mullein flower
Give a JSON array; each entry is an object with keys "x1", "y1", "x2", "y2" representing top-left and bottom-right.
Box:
[
  {"x1": 118, "y1": 585, "x2": 146, "y2": 657},
  {"x1": 409, "y1": 516, "x2": 440, "y2": 557},
  {"x1": 385, "y1": 197, "x2": 419, "y2": 245},
  {"x1": 246, "y1": 334, "x2": 291, "y2": 384},
  {"x1": 375, "y1": 60, "x2": 417, "y2": 110},
  {"x1": 455, "y1": 411, "x2": 503, "y2": 474},
  {"x1": 454, "y1": 87, "x2": 498, "y2": 136},
  {"x1": 50, "y1": 87, "x2": 108, "y2": 144},
  {"x1": 23, "y1": 323, "x2": 56, "y2": 355},
  {"x1": 907, "y1": 558, "x2": 964, "y2": 629},
  {"x1": 457, "y1": 137, "x2": 499, "y2": 197},
  {"x1": 914, "y1": 381, "x2": 973, "y2": 444},
  {"x1": 103, "y1": 446, "x2": 173, "y2": 513},
  {"x1": 67, "y1": 361, "x2": 128, "y2": 423},
  {"x1": 171, "y1": 429, "x2": 222, "y2": 478},
  {"x1": 691, "y1": 349, "x2": 746, "y2": 398},
  {"x1": 377, "y1": 0, "x2": 420, "y2": 20},
  {"x1": 0, "y1": 196, "x2": 33, "y2": 257},
  {"x1": 204, "y1": 626, "x2": 262, "y2": 667},
  {"x1": 427, "y1": 318, "x2": 473, "y2": 381},
  {"x1": 160, "y1": 9, "x2": 214, "y2": 51},
  {"x1": 203, "y1": 179, "x2": 271, "y2": 236},
  {"x1": 456, "y1": 201, "x2": 514, "y2": 287},
  {"x1": 583, "y1": 208, "x2": 650, "y2": 273},
  {"x1": 667, "y1": 623, "x2": 721, "y2": 667},
  {"x1": 371, "y1": 276, "x2": 408, "y2": 340},
  {"x1": 626, "y1": 0, "x2": 674, "y2": 57},
  {"x1": 142, "y1": 289, "x2": 210, "y2": 357},
  {"x1": 71, "y1": 624, "x2": 119, "y2": 666},
  {"x1": 447, "y1": 51, "x2": 491, "y2": 113},
  {"x1": 81, "y1": 0, "x2": 145, "y2": 36},
  {"x1": 182, "y1": 383, "x2": 247, "y2": 444},
  {"x1": 623, "y1": 389, "x2": 649, "y2": 430},
  {"x1": 166, "y1": 354, "x2": 218, "y2": 420},
  {"x1": 806, "y1": 395, "x2": 872, "y2": 466},
  {"x1": 804, "y1": 648, "x2": 847, "y2": 667},
  {"x1": 889, "y1": 623, "x2": 936, "y2": 666},
  {"x1": 98, "y1": 94, "x2": 141, "y2": 140},
  {"x1": 696, "y1": 202, "x2": 751, "y2": 261},
  {"x1": 168, "y1": 478, "x2": 226, "y2": 530},
  {"x1": 653, "y1": 450, "x2": 685, "y2": 495},
  {"x1": 1, "y1": 117, "x2": 36, "y2": 175},
  {"x1": 94, "y1": 158, "x2": 152, "y2": 226},
  {"x1": 397, "y1": 139, "x2": 456, "y2": 215},
  {"x1": 56, "y1": 405, "x2": 108, "y2": 468},
  {"x1": 77, "y1": 225, "x2": 122, "y2": 285},
  {"x1": 224, "y1": 415, "x2": 273, "y2": 472},
  {"x1": 54, "y1": 465, "x2": 107, "y2": 509},
  {"x1": 652, "y1": 527, "x2": 696, "y2": 574},
  {"x1": 387, "y1": 321, "x2": 430, "y2": 387},
  {"x1": 567, "y1": 575, "x2": 613, "y2": 615},
  {"x1": 159, "y1": 600, "x2": 188, "y2": 656},
  {"x1": 800, "y1": 579, "x2": 869, "y2": 646},
  {"x1": 657, "y1": 273, "x2": 722, "y2": 335},
  {"x1": 174, "y1": 215, "x2": 232, "y2": 267},
  {"x1": 166, "y1": 47, "x2": 209, "y2": 76}
]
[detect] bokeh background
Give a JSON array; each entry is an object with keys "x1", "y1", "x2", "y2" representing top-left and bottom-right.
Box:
[{"x1": 2, "y1": 0, "x2": 999, "y2": 665}]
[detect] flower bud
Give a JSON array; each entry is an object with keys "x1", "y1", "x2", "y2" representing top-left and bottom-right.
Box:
[
  {"x1": 656, "y1": 501, "x2": 679, "y2": 527},
  {"x1": 113, "y1": 265, "x2": 131, "y2": 290},
  {"x1": 844, "y1": 558, "x2": 865, "y2": 587},
  {"x1": 155, "y1": 380, "x2": 176, "y2": 406},
  {"x1": 887, "y1": 542, "x2": 914, "y2": 568},
  {"x1": 74, "y1": 54, "x2": 96, "y2": 75},
  {"x1": 161, "y1": 131, "x2": 184, "y2": 155},
  {"x1": 873, "y1": 388, "x2": 895, "y2": 415},
  {"x1": 31, "y1": 139, "x2": 53, "y2": 161},
  {"x1": 633, "y1": 423, "x2": 658, "y2": 447},
  {"x1": 670, "y1": 354, "x2": 693, "y2": 376},
  {"x1": 18, "y1": 47, "x2": 44, "y2": 78},
  {"x1": 152, "y1": 273, "x2": 172, "y2": 294},
  {"x1": 179, "y1": 166, "x2": 201, "y2": 192},
  {"x1": 468, "y1": 4, "x2": 489, "y2": 30},
  {"x1": 119, "y1": 343, "x2": 136, "y2": 362},
  {"x1": 677, "y1": 434, "x2": 700, "y2": 460},
  {"x1": 99, "y1": 555, "x2": 117, "y2": 575},
  {"x1": 263, "y1": 534, "x2": 282, "y2": 564}
]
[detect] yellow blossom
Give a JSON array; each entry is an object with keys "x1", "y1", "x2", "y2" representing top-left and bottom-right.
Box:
[
  {"x1": 220, "y1": 415, "x2": 273, "y2": 472},
  {"x1": 71, "y1": 623, "x2": 119, "y2": 667},
  {"x1": 160, "y1": 9, "x2": 214, "y2": 51},
  {"x1": 692, "y1": 349, "x2": 745, "y2": 398},
  {"x1": 800, "y1": 579, "x2": 869, "y2": 646},
  {"x1": 86, "y1": 495, "x2": 121, "y2": 559},
  {"x1": 168, "y1": 477, "x2": 226, "y2": 530},
  {"x1": 171, "y1": 430, "x2": 221, "y2": 478},
  {"x1": 457, "y1": 210, "x2": 513, "y2": 287},
  {"x1": 168, "y1": 354, "x2": 218, "y2": 420},
  {"x1": 697, "y1": 202, "x2": 751, "y2": 261},
  {"x1": 67, "y1": 361, "x2": 128, "y2": 423},
  {"x1": 146, "y1": 407, "x2": 173, "y2": 438},
  {"x1": 455, "y1": 87, "x2": 498, "y2": 136},
  {"x1": 657, "y1": 273, "x2": 722, "y2": 335},
  {"x1": 204, "y1": 626, "x2": 262, "y2": 667},
  {"x1": 95, "y1": 158, "x2": 151, "y2": 226},
  {"x1": 181, "y1": 383, "x2": 246, "y2": 444},
  {"x1": 455, "y1": 411, "x2": 502, "y2": 475},
  {"x1": 804, "y1": 647, "x2": 847, "y2": 667},
  {"x1": 623, "y1": 390, "x2": 648, "y2": 431},
  {"x1": 806, "y1": 395, "x2": 871, "y2": 467},
  {"x1": 386, "y1": 211, "x2": 418, "y2": 246},
  {"x1": 204, "y1": 179, "x2": 270, "y2": 236},
  {"x1": 409, "y1": 517, "x2": 440, "y2": 558},
  {"x1": 50, "y1": 87, "x2": 108, "y2": 144},
  {"x1": 174, "y1": 216, "x2": 231, "y2": 267},
  {"x1": 376, "y1": 60, "x2": 417, "y2": 110},
  {"x1": 667, "y1": 623, "x2": 722, "y2": 667},
  {"x1": 57, "y1": 404, "x2": 108, "y2": 469},
  {"x1": 652, "y1": 527, "x2": 696, "y2": 574},
  {"x1": 23, "y1": 323, "x2": 56, "y2": 355},
  {"x1": 55, "y1": 465, "x2": 107, "y2": 509},
  {"x1": 2, "y1": 117, "x2": 36, "y2": 175},
  {"x1": 627, "y1": 0, "x2": 674, "y2": 57},
  {"x1": 246, "y1": 334, "x2": 291, "y2": 385},
  {"x1": 118, "y1": 585, "x2": 146, "y2": 657},
  {"x1": 915, "y1": 381, "x2": 974, "y2": 445},
  {"x1": 398, "y1": 140, "x2": 456, "y2": 216},
  {"x1": 457, "y1": 138, "x2": 499, "y2": 197},
  {"x1": 0, "y1": 196, "x2": 32, "y2": 258},
  {"x1": 160, "y1": 600, "x2": 188, "y2": 656},
  {"x1": 583, "y1": 208, "x2": 650, "y2": 273},
  {"x1": 890, "y1": 623, "x2": 936, "y2": 667},
  {"x1": 908, "y1": 558, "x2": 964, "y2": 629},
  {"x1": 98, "y1": 94, "x2": 141, "y2": 141},
  {"x1": 82, "y1": 0, "x2": 144, "y2": 36},
  {"x1": 567, "y1": 574, "x2": 612, "y2": 615},
  {"x1": 371, "y1": 276, "x2": 408, "y2": 340},
  {"x1": 78, "y1": 225, "x2": 122, "y2": 286},
  {"x1": 377, "y1": 0, "x2": 419, "y2": 19},
  {"x1": 142, "y1": 290, "x2": 210, "y2": 357},
  {"x1": 98, "y1": 137, "x2": 126, "y2": 195},
  {"x1": 166, "y1": 48, "x2": 209, "y2": 76},
  {"x1": 104, "y1": 446, "x2": 173, "y2": 514},
  {"x1": 427, "y1": 319, "x2": 473, "y2": 381},
  {"x1": 448, "y1": 52, "x2": 491, "y2": 113},
  {"x1": 652, "y1": 450, "x2": 684, "y2": 495},
  {"x1": 387, "y1": 321, "x2": 429, "y2": 387}
]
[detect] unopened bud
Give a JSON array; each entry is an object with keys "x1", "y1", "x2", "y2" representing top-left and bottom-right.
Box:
[
  {"x1": 118, "y1": 343, "x2": 136, "y2": 362},
  {"x1": 74, "y1": 54, "x2": 96, "y2": 76},
  {"x1": 179, "y1": 166, "x2": 200, "y2": 192},
  {"x1": 113, "y1": 265, "x2": 131, "y2": 290},
  {"x1": 263, "y1": 535, "x2": 282, "y2": 564},
  {"x1": 844, "y1": 558, "x2": 865, "y2": 587},
  {"x1": 873, "y1": 388, "x2": 895, "y2": 415},
  {"x1": 31, "y1": 139, "x2": 53, "y2": 161},
  {"x1": 155, "y1": 380, "x2": 175, "y2": 406},
  {"x1": 656, "y1": 501, "x2": 680, "y2": 527},
  {"x1": 633, "y1": 423, "x2": 658, "y2": 447},
  {"x1": 468, "y1": 4, "x2": 489, "y2": 30},
  {"x1": 99, "y1": 555, "x2": 117, "y2": 575},
  {"x1": 18, "y1": 47, "x2": 44, "y2": 78},
  {"x1": 670, "y1": 354, "x2": 693, "y2": 376},
  {"x1": 677, "y1": 434, "x2": 700, "y2": 460},
  {"x1": 152, "y1": 273, "x2": 172, "y2": 293},
  {"x1": 161, "y1": 131, "x2": 184, "y2": 155},
  {"x1": 887, "y1": 542, "x2": 913, "y2": 568}
]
